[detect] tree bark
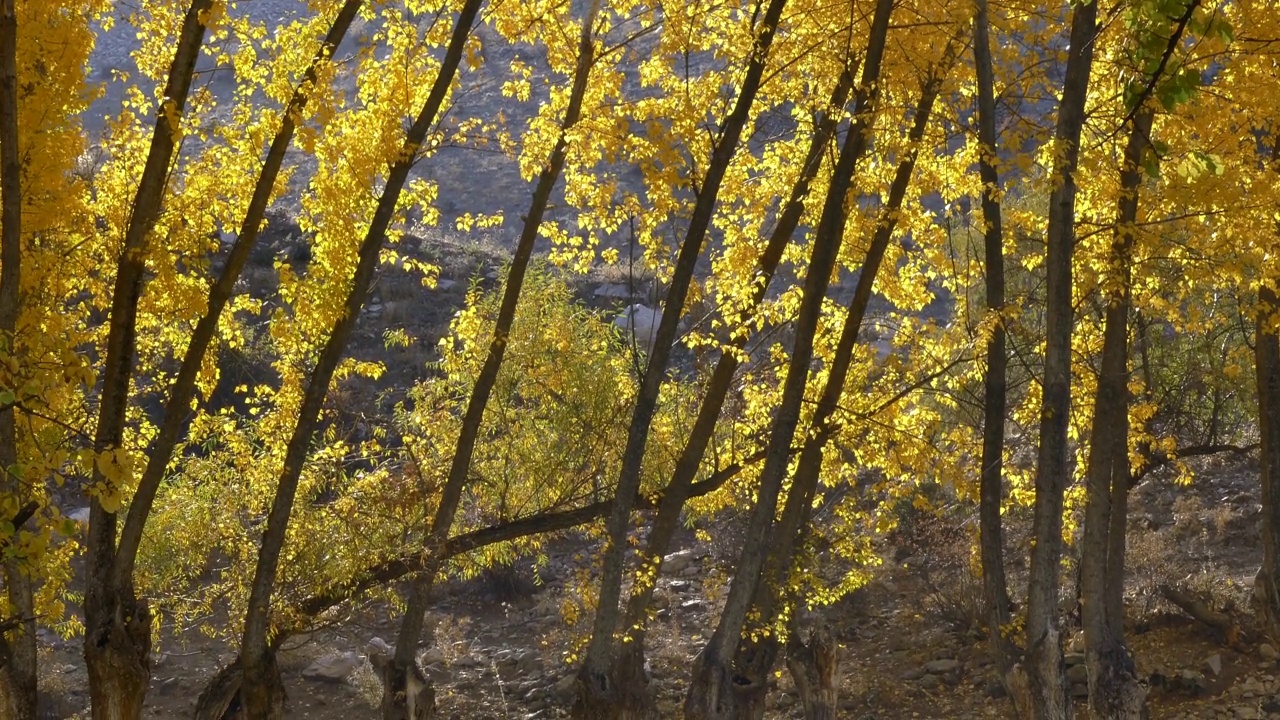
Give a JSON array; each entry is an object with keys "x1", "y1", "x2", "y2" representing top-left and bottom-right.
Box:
[
  {"x1": 682, "y1": 4, "x2": 893, "y2": 718},
  {"x1": 1255, "y1": 135, "x2": 1280, "y2": 639},
  {"x1": 381, "y1": 3, "x2": 597, "y2": 717},
  {"x1": 785, "y1": 619, "x2": 838, "y2": 720},
  {"x1": 972, "y1": 0, "x2": 1017, "y2": 681},
  {"x1": 1255, "y1": 135, "x2": 1280, "y2": 640},
  {"x1": 82, "y1": 3, "x2": 213, "y2": 718},
  {"x1": 1019, "y1": 3, "x2": 1099, "y2": 718},
  {"x1": 1079, "y1": 110, "x2": 1151, "y2": 720},
  {"x1": 235, "y1": 1, "x2": 483, "y2": 715},
  {"x1": 577, "y1": 0, "x2": 791, "y2": 713},
  {"x1": 0, "y1": 0, "x2": 36, "y2": 715},
  {"x1": 575, "y1": 61, "x2": 856, "y2": 720},
  {"x1": 727, "y1": 33, "x2": 959, "y2": 716}
]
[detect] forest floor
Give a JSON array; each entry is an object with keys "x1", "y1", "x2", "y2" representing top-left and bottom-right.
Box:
[{"x1": 35, "y1": 451, "x2": 1280, "y2": 719}]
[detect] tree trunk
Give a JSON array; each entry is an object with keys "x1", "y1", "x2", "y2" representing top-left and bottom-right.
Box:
[
  {"x1": 83, "y1": 8, "x2": 365, "y2": 720},
  {"x1": 1021, "y1": 2, "x2": 1098, "y2": 718},
  {"x1": 193, "y1": 661, "x2": 242, "y2": 720},
  {"x1": 722, "y1": 24, "x2": 956, "y2": 716},
  {"x1": 83, "y1": 595, "x2": 152, "y2": 720},
  {"x1": 0, "y1": 0, "x2": 36, "y2": 715},
  {"x1": 1080, "y1": 110, "x2": 1150, "y2": 720},
  {"x1": 373, "y1": 650, "x2": 436, "y2": 720},
  {"x1": 578, "y1": 64, "x2": 856, "y2": 720},
  {"x1": 972, "y1": 0, "x2": 1016, "y2": 679},
  {"x1": 576, "y1": 0, "x2": 790, "y2": 713},
  {"x1": 1256, "y1": 136, "x2": 1280, "y2": 641},
  {"x1": 684, "y1": 6, "x2": 893, "y2": 718},
  {"x1": 235, "y1": 2, "x2": 482, "y2": 715},
  {"x1": 786, "y1": 620, "x2": 838, "y2": 720},
  {"x1": 383, "y1": 6, "x2": 597, "y2": 718},
  {"x1": 81, "y1": 3, "x2": 212, "y2": 718},
  {"x1": 1256, "y1": 284, "x2": 1280, "y2": 638}
]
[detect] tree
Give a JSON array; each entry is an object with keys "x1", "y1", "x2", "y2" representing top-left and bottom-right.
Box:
[
  {"x1": 228, "y1": 1, "x2": 484, "y2": 715},
  {"x1": 1019, "y1": 1, "x2": 1099, "y2": 717},
  {"x1": 1255, "y1": 139, "x2": 1280, "y2": 641},
  {"x1": 380, "y1": 2, "x2": 601, "y2": 716},
  {"x1": 0, "y1": 0, "x2": 34, "y2": 714},
  {"x1": 971, "y1": 0, "x2": 1016, "y2": 686},
  {"x1": 1078, "y1": 107, "x2": 1151, "y2": 720},
  {"x1": 576, "y1": 0, "x2": 795, "y2": 714},
  {"x1": 682, "y1": 2, "x2": 895, "y2": 716}
]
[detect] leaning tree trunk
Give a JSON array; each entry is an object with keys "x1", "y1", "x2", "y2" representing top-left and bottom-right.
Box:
[
  {"x1": 0, "y1": 0, "x2": 36, "y2": 715},
  {"x1": 972, "y1": 0, "x2": 1017, "y2": 682},
  {"x1": 574, "y1": 0, "x2": 790, "y2": 714},
  {"x1": 1018, "y1": 2, "x2": 1098, "y2": 719},
  {"x1": 381, "y1": 4, "x2": 597, "y2": 718},
  {"x1": 1079, "y1": 110, "x2": 1151, "y2": 720},
  {"x1": 591, "y1": 64, "x2": 856, "y2": 720},
  {"x1": 87, "y1": 7, "x2": 364, "y2": 720},
  {"x1": 728, "y1": 31, "x2": 958, "y2": 716},
  {"x1": 683, "y1": 5, "x2": 893, "y2": 718},
  {"x1": 234, "y1": 2, "x2": 483, "y2": 716},
  {"x1": 81, "y1": 3, "x2": 212, "y2": 718}
]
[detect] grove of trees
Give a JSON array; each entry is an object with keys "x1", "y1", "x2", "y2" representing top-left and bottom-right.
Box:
[{"x1": 0, "y1": 0, "x2": 1278, "y2": 718}]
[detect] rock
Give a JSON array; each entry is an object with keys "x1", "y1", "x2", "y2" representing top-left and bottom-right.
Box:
[
  {"x1": 592, "y1": 283, "x2": 633, "y2": 299},
  {"x1": 663, "y1": 549, "x2": 697, "y2": 574},
  {"x1": 614, "y1": 304, "x2": 662, "y2": 353},
  {"x1": 453, "y1": 653, "x2": 483, "y2": 669},
  {"x1": 1176, "y1": 669, "x2": 1207, "y2": 694},
  {"x1": 1071, "y1": 682, "x2": 1089, "y2": 698},
  {"x1": 1207, "y1": 653, "x2": 1223, "y2": 676},
  {"x1": 419, "y1": 646, "x2": 446, "y2": 667},
  {"x1": 919, "y1": 674, "x2": 940, "y2": 690},
  {"x1": 301, "y1": 651, "x2": 362, "y2": 683},
  {"x1": 1067, "y1": 663, "x2": 1088, "y2": 684},
  {"x1": 1067, "y1": 632, "x2": 1085, "y2": 653},
  {"x1": 436, "y1": 278, "x2": 457, "y2": 291},
  {"x1": 67, "y1": 507, "x2": 91, "y2": 528},
  {"x1": 366, "y1": 636, "x2": 393, "y2": 658},
  {"x1": 679, "y1": 599, "x2": 707, "y2": 612},
  {"x1": 1262, "y1": 644, "x2": 1280, "y2": 662},
  {"x1": 923, "y1": 658, "x2": 959, "y2": 674},
  {"x1": 899, "y1": 668, "x2": 926, "y2": 681},
  {"x1": 551, "y1": 673, "x2": 578, "y2": 702},
  {"x1": 669, "y1": 580, "x2": 691, "y2": 593},
  {"x1": 1064, "y1": 653, "x2": 1085, "y2": 666},
  {"x1": 1234, "y1": 707, "x2": 1259, "y2": 720}
]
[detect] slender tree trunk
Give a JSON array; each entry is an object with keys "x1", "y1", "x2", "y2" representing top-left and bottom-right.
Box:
[
  {"x1": 235, "y1": 2, "x2": 483, "y2": 716},
  {"x1": 729, "y1": 34, "x2": 960, "y2": 716},
  {"x1": 1254, "y1": 140, "x2": 1280, "y2": 640},
  {"x1": 81, "y1": 4, "x2": 212, "y2": 718},
  {"x1": 83, "y1": 7, "x2": 364, "y2": 720},
  {"x1": 381, "y1": 4, "x2": 597, "y2": 717},
  {"x1": 576, "y1": 0, "x2": 791, "y2": 713},
  {"x1": 972, "y1": 0, "x2": 1017, "y2": 682},
  {"x1": 1080, "y1": 110, "x2": 1151, "y2": 720},
  {"x1": 1020, "y1": 3, "x2": 1098, "y2": 719},
  {"x1": 1256, "y1": 281, "x2": 1280, "y2": 638},
  {"x1": 579, "y1": 63, "x2": 857, "y2": 720},
  {"x1": 682, "y1": 6, "x2": 893, "y2": 718},
  {"x1": 0, "y1": 0, "x2": 36, "y2": 715}
]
